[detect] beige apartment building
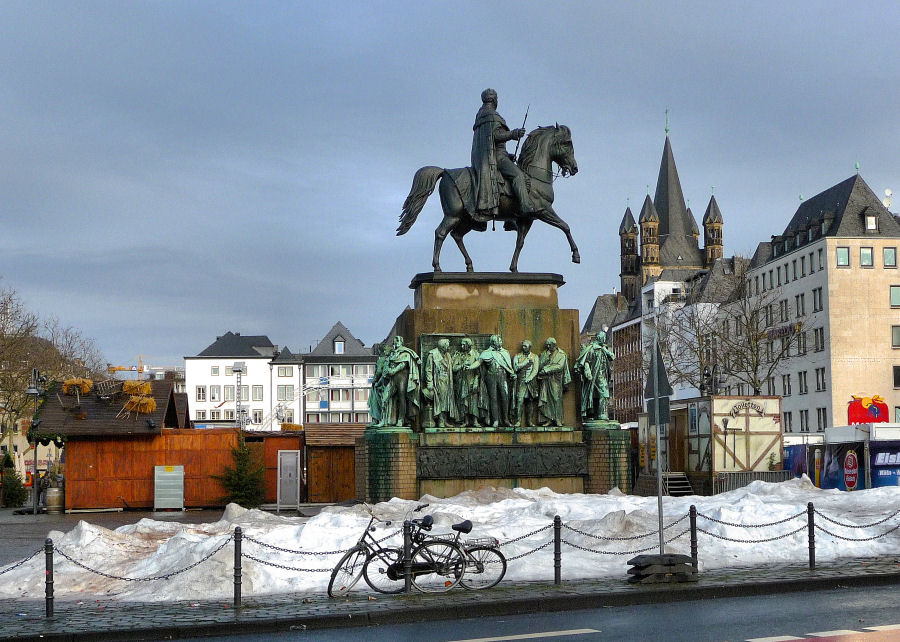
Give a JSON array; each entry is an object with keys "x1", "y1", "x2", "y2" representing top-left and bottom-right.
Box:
[{"x1": 742, "y1": 174, "x2": 900, "y2": 433}]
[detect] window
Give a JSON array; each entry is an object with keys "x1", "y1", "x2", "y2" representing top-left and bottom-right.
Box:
[
  {"x1": 861, "y1": 247, "x2": 874, "y2": 267},
  {"x1": 251, "y1": 410, "x2": 263, "y2": 424},
  {"x1": 866, "y1": 214, "x2": 878, "y2": 231},
  {"x1": 816, "y1": 408, "x2": 827, "y2": 432},
  {"x1": 766, "y1": 341, "x2": 774, "y2": 362},
  {"x1": 779, "y1": 299, "x2": 788, "y2": 322},
  {"x1": 239, "y1": 386, "x2": 249, "y2": 402},
  {"x1": 800, "y1": 256, "x2": 806, "y2": 276},
  {"x1": 792, "y1": 260, "x2": 797, "y2": 280},
  {"x1": 795, "y1": 293, "x2": 805, "y2": 317},
  {"x1": 224, "y1": 410, "x2": 235, "y2": 421},
  {"x1": 225, "y1": 366, "x2": 233, "y2": 376},
  {"x1": 736, "y1": 384, "x2": 745, "y2": 395},
  {"x1": 800, "y1": 409, "x2": 809, "y2": 432},
  {"x1": 225, "y1": 385, "x2": 235, "y2": 401},
  {"x1": 782, "y1": 374, "x2": 792, "y2": 396},
  {"x1": 209, "y1": 385, "x2": 220, "y2": 402},
  {"x1": 306, "y1": 364, "x2": 325, "y2": 379},
  {"x1": 815, "y1": 367, "x2": 826, "y2": 391},
  {"x1": 306, "y1": 389, "x2": 327, "y2": 403},
  {"x1": 210, "y1": 410, "x2": 221, "y2": 420},
  {"x1": 896, "y1": 407, "x2": 900, "y2": 422},
  {"x1": 893, "y1": 326, "x2": 900, "y2": 348},
  {"x1": 330, "y1": 389, "x2": 351, "y2": 402},
  {"x1": 809, "y1": 252, "x2": 815, "y2": 273},
  {"x1": 891, "y1": 286, "x2": 900, "y2": 307},
  {"x1": 196, "y1": 410, "x2": 207, "y2": 421},
  {"x1": 765, "y1": 304, "x2": 773, "y2": 326},
  {"x1": 334, "y1": 340, "x2": 345, "y2": 354},
  {"x1": 783, "y1": 411, "x2": 793, "y2": 432},
  {"x1": 353, "y1": 364, "x2": 374, "y2": 376},
  {"x1": 766, "y1": 377, "x2": 775, "y2": 396},
  {"x1": 195, "y1": 386, "x2": 206, "y2": 402},
  {"x1": 278, "y1": 366, "x2": 293, "y2": 377},
  {"x1": 277, "y1": 385, "x2": 295, "y2": 402},
  {"x1": 284, "y1": 409, "x2": 294, "y2": 423},
  {"x1": 211, "y1": 366, "x2": 219, "y2": 376},
  {"x1": 812, "y1": 287, "x2": 823, "y2": 312},
  {"x1": 755, "y1": 276, "x2": 760, "y2": 293},
  {"x1": 798, "y1": 370, "x2": 808, "y2": 394},
  {"x1": 895, "y1": 366, "x2": 900, "y2": 389},
  {"x1": 777, "y1": 266, "x2": 782, "y2": 286},
  {"x1": 814, "y1": 327, "x2": 825, "y2": 352},
  {"x1": 797, "y1": 331, "x2": 807, "y2": 355},
  {"x1": 355, "y1": 412, "x2": 371, "y2": 423},
  {"x1": 354, "y1": 388, "x2": 370, "y2": 402},
  {"x1": 836, "y1": 247, "x2": 850, "y2": 267},
  {"x1": 769, "y1": 269, "x2": 774, "y2": 289},
  {"x1": 306, "y1": 413, "x2": 321, "y2": 424},
  {"x1": 252, "y1": 385, "x2": 263, "y2": 401},
  {"x1": 885, "y1": 247, "x2": 897, "y2": 268}
]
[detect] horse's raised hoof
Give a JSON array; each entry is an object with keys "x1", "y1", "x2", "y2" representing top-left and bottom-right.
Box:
[
  {"x1": 466, "y1": 265, "x2": 474, "y2": 273},
  {"x1": 433, "y1": 267, "x2": 442, "y2": 273},
  {"x1": 509, "y1": 266, "x2": 518, "y2": 273},
  {"x1": 572, "y1": 251, "x2": 581, "y2": 264}
]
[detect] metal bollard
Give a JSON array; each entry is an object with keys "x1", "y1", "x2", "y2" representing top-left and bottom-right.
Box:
[
  {"x1": 45, "y1": 538, "x2": 54, "y2": 618},
  {"x1": 807, "y1": 502, "x2": 815, "y2": 570},
  {"x1": 689, "y1": 505, "x2": 698, "y2": 571},
  {"x1": 553, "y1": 515, "x2": 561, "y2": 585},
  {"x1": 402, "y1": 520, "x2": 412, "y2": 593},
  {"x1": 233, "y1": 527, "x2": 242, "y2": 608}
]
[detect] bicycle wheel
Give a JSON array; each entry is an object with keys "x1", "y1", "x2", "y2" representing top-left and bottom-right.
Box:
[
  {"x1": 460, "y1": 546, "x2": 506, "y2": 590},
  {"x1": 327, "y1": 547, "x2": 367, "y2": 597},
  {"x1": 410, "y1": 540, "x2": 466, "y2": 593},
  {"x1": 363, "y1": 547, "x2": 405, "y2": 594}
]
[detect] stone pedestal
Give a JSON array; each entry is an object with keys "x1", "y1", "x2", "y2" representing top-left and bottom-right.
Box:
[
  {"x1": 583, "y1": 420, "x2": 632, "y2": 494},
  {"x1": 360, "y1": 427, "x2": 418, "y2": 503}
]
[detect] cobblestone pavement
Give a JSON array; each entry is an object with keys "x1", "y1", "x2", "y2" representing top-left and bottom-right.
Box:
[{"x1": 1, "y1": 556, "x2": 899, "y2": 641}]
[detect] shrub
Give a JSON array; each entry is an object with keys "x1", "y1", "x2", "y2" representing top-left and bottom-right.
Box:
[
  {"x1": 213, "y1": 435, "x2": 265, "y2": 508},
  {"x1": 1, "y1": 468, "x2": 28, "y2": 508}
]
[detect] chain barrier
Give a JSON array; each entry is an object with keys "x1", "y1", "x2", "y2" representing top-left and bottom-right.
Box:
[
  {"x1": 561, "y1": 528, "x2": 690, "y2": 556},
  {"x1": 0, "y1": 548, "x2": 43, "y2": 576},
  {"x1": 562, "y1": 513, "x2": 688, "y2": 542},
  {"x1": 815, "y1": 522, "x2": 900, "y2": 542},
  {"x1": 503, "y1": 538, "x2": 554, "y2": 561},
  {"x1": 696, "y1": 523, "x2": 806, "y2": 544},
  {"x1": 814, "y1": 508, "x2": 900, "y2": 530},
  {"x1": 496, "y1": 524, "x2": 553, "y2": 548},
  {"x1": 243, "y1": 534, "x2": 347, "y2": 556},
  {"x1": 53, "y1": 534, "x2": 233, "y2": 582},
  {"x1": 242, "y1": 551, "x2": 332, "y2": 573},
  {"x1": 696, "y1": 509, "x2": 806, "y2": 529}
]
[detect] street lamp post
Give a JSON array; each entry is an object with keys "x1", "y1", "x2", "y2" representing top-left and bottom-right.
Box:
[{"x1": 26, "y1": 369, "x2": 43, "y2": 516}]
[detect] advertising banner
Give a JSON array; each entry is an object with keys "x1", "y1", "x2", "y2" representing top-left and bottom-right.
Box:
[
  {"x1": 810, "y1": 442, "x2": 867, "y2": 490},
  {"x1": 784, "y1": 444, "x2": 808, "y2": 478},
  {"x1": 869, "y1": 441, "x2": 900, "y2": 488}
]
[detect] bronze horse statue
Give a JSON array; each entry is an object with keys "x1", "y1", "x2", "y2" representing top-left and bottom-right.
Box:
[{"x1": 398, "y1": 125, "x2": 580, "y2": 273}]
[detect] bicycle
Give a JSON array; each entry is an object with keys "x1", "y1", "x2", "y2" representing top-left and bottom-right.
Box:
[
  {"x1": 327, "y1": 504, "x2": 404, "y2": 597},
  {"x1": 413, "y1": 518, "x2": 507, "y2": 590}
]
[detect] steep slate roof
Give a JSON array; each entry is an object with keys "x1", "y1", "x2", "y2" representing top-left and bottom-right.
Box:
[
  {"x1": 173, "y1": 392, "x2": 190, "y2": 429},
  {"x1": 702, "y1": 195, "x2": 723, "y2": 224},
  {"x1": 659, "y1": 233, "x2": 704, "y2": 268},
  {"x1": 652, "y1": 137, "x2": 704, "y2": 267},
  {"x1": 194, "y1": 332, "x2": 275, "y2": 358},
  {"x1": 655, "y1": 267, "x2": 705, "y2": 283},
  {"x1": 638, "y1": 195, "x2": 659, "y2": 223},
  {"x1": 38, "y1": 379, "x2": 179, "y2": 437},
  {"x1": 688, "y1": 256, "x2": 748, "y2": 303},
  {"x1": 749, "y1": 241, "x2": 773, "y2": 269},
  {"x1": 781, "y1": 174, "x2": 900, "y2": 239},
  {"x1": 581, "y1": 293, "x2": 619, "y2": 335},
  {"x1": 271, "y1": 346, "x2": 299, "y2": 364},
  {"x1": 687, "y1": 207, "x2": 699, "y2": 236},
  {"x1": 305, "y1": 322, "x2": 373, "y2": 358},
  {"x1": 618, "y1": 207, "x2": 637, "y2": 234}
]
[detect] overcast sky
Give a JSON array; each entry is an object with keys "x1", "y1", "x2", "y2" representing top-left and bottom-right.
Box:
[{"x1": 2, "y1": 1, "x2": 900, "y2": 367}]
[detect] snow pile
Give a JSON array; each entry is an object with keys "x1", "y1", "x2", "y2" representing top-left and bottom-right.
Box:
[{"x1": 1, "y1": 476, "x2": 898, "y2": 602}]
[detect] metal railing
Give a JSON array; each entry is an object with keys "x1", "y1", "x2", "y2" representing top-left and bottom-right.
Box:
[{"x1": 712, "y1": 471, "x2": 794, "y2": 494}]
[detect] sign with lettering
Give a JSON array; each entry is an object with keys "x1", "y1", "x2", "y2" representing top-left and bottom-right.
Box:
[
  {"x1": 729, "y1": 400, "x2": 765, "y2": 418},
  {"x1": 844, "y1": 450, "x2": 859, "y2": 491}
]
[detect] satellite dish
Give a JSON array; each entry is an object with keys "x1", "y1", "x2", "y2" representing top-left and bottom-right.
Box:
[
  {"x1": 886, "y1": 189, "x2": 893, "y2": 197},
  {"x1": 884, "y1": 188, "x2": 893, "y2": 209}
]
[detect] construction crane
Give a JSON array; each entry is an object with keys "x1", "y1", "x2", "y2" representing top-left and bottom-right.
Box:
[{"x1": 106, "y1": 355, "x2": 150, "y2": 379}]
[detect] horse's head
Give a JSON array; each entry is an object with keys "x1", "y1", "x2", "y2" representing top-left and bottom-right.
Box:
[
  {"x1": 551, "y1": 124, "x2": 577, "y2": 177},
  {"x1": 518, "y1": 125, "x2": 578, "y2": 178}
]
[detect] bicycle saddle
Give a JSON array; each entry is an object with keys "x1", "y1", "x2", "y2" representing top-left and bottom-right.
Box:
[{"x1": 452, "y1": 520, "x2": 473, "y2": 534}]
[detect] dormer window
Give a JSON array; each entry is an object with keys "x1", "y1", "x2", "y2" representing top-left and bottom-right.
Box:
[
  {"x1": 334, "y1": 339, "x2": 345, "y2": 354},
  {"x1": 821, "y1": 221, "x2": 827, "y2": 235},
  {"x1": 808, "y1": 228, "x2": 814, "y2": 242},
  {"x1": 866, "y1": 214, "x2": 878, "y2": 231}
]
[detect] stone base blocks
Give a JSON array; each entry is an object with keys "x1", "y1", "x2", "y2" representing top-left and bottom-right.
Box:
[{"x1": 627, "y1": 553, "x2": 699, "y2": 584}]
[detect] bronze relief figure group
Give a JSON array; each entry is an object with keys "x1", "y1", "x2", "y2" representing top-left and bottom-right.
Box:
[{"x1": 368, "y1": 333, "x2": 615, "y2": 430}]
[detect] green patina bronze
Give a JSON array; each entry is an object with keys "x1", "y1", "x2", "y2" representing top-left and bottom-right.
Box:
[
  {"x1": 574, "y1": 330, "x2": 615, "y2": 421},
  {"x1": 536, "y1": 337, "x2": 570, "y2": 427}
]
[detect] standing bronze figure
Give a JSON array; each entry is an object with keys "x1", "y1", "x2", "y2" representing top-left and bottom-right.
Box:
[
  {"x1": 398, "y1": 89, "x2": 580, "y2": 273},
  {"x1": 574, "y1": 331, "x2": 615, "y2": 421},
  {"x1": 453, "y1": 337, "x2": 484, "y2": 427},
  {"x1": 511, "y1": 339, "x2": 540, "y2": 427},
  {"x1": 423, "y1": 338, "x2": 458, "y2": 428}
]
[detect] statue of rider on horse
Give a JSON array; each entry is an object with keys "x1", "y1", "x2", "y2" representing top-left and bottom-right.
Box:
[{"x1": 399, "y1": 88, "x2": 580, "y2": 273}]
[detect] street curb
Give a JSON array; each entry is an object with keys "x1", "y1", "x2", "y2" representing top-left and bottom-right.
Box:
[{"x1": 5, "y1": 571, "x2": 900, "y2": 642}]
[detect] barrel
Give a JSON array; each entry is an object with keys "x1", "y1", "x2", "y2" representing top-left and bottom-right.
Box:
[{"x1": 45, "y1": 488, "x2": 64, "y2": 514}]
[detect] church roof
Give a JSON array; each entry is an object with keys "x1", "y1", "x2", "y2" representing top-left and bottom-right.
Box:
[
  {"x1": 638, "y1": 195, "x2": 659, "y2": 223},
  {"x1": 659, "y1": 233, "x2": 704, "y2": 267},
  {"x1": 618, "y1": 207, "x2": 637, "y2": 234},
  {"x1": 702, "y1": 195, "x2": 723, "y2": 224},
  {"x1": 687, "y1": 207, "x2": 699, "y2": 236},
  {"x1": 654, "y1": 136, "x2": 693, "y2": 239},
  {"x1": 581, "y1": 293, "x2": 619, "y2": 335}
]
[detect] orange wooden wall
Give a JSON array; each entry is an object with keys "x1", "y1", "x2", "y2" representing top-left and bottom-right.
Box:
[
  {"x1": 260, "y1": 434, "x2": 304, "y2": 504},
  {"x1": 65, "y1": 429, "x2": 238, "y2": 510}
]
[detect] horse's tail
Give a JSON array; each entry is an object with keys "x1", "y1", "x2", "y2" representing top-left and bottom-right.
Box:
[{"x1": 398, "y1": 166, "x2": 444, "y2": 235}]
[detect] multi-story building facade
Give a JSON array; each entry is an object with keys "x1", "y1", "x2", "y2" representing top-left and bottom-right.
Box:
[
  {"x1": 302, "y1": 322, "x2": 375, "y2": 425},
  {"x1": 740, "y1": 174, "x2": 900, "y2": 434}
]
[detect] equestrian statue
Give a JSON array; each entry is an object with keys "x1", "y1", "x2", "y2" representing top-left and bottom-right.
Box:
[{"x1": 398, "y1": 88, "x2": 580, "y2": 273}]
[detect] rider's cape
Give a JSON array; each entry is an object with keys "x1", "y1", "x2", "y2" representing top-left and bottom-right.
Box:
[{"x1": 470, "y1": 104, "x2": 508, "y2": 218}]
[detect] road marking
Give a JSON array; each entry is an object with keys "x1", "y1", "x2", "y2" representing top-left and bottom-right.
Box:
[
  {"x1": 865, "y1": 624, "x2": 900, "y2": 631},
  {"x1": 746, "y1": 636, "x2": 805, "y2": 641},
  {"x1": 446, "y1": 629, "x2": 601, "y2": 642},
  {"x1": 807, "y1": 632, "x2": 863, "y2": 637}
]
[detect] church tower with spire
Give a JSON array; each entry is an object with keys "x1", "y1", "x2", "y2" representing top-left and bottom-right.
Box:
[
  {"x1": 638, "y1": 195, "x2": 661, "y2": 283},
  {"x1": 619, "y1": 207, "x2": 639, "y2": 303},
  {"x1": 702, "y1": 194, "x2": 724, "y2": 267}
]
